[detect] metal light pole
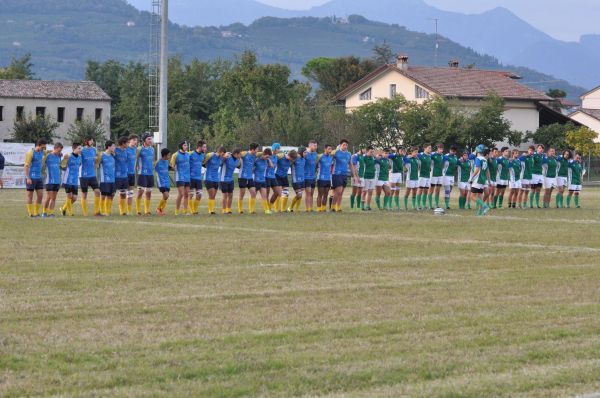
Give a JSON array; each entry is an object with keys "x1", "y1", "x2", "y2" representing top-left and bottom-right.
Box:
[
  {"x1": 158, "y1": 0, "x2": 168, "y2": 153},
  {"x1": 427, "y1": 18, "x2": 439, "y2": 67}
]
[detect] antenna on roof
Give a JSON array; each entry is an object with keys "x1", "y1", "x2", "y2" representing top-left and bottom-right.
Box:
[{"x1": 427, "y1": 18, "x2": 439, "y2": 68}]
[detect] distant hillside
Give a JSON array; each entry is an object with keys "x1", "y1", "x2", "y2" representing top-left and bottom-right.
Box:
[{"x1": 0, "y1": 0, "x2": 586, "y2": 100}]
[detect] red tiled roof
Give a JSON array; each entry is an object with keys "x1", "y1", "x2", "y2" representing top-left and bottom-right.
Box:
[
  {"x1": 335, "y1": 64, "x2": 550, "y2": 102},
  {"x1": 0, "y1": 80, "x2": 111, "y2": 101}
]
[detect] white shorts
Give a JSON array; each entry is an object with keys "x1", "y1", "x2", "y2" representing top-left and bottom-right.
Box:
[
  {"x1": 430, "y1": 176, "x2": 443, "y2": 186},
  {"x1": 544, "y1": 177, "x2": 557, "y2": 189},
  {"x1": 489, "y1": 181, "x2": 497, "y2": 187},
  {"x1": 363, "y1": 178, "x2": 376, "y2": 190},
  {"x1": 509, "y1": 180, "x2": 522, "y2": 189},
  {"x1": 532, "y1": 174, "x2": 544, "y2": 185},
  {"x1": 569, "y1": 184, "x2": 582, "y2": 192},
  {"x1": 557, "y1": 177, "x2": 568, "y2": 188},
  {"x1": 406, "y1": 180, "x2": 419, "y2": 189},
  {"x1": 418, "y1": 177, "x2": 431, "y2": 188},
  {"x1": 352, "y1": 177, "x2": 364, "y2": 188},
  {"x1": 376, "y1": 180, "x2": 389, "y2": 187},
  {"x1": 497, "y1": 179, "x2": 508, "y2": 187},
  {"x1": 443, "y1": 176, "x2": 455, "y2": 187},
  {"x1": 458, "y1": 181, "x2": 470, "y2": 190},
  {"x1": 521, "y1": 179, "x2": 531, "y2": 186},
  {"x1": 389, "y1": 173, "x2": 402, "y2": 184}
]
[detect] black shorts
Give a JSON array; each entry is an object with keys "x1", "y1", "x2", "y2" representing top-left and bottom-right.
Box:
[
  {"x1": 159, "y1": 187, "x2": 170, "y2": 193},
  {"x1": 128, "y1": 174, "x2": 136, "y2": 187},
  {"x1": 191, "y1": 179, "x2": 203, "y2": 190},
  {"x1": 497, "y1": 184, "x2": 507, "y2": 189},
  {"x1": 220, "y1": 181, "x2": 234, "y2": 193},
  {"x1": 205, "y1": 181, "x2": 219, "y2": 191},
  {"x1": 304, "y1": 179, "x2": 316, "y2": 189},
  {"x1": 116, "y1": 178, "x2": 129, "y2": 191},
  {"x1": 255, "y1": 181, "x2": 267, "y2": 190},
  {"x1": 238, "y1": 178, "x2": 255, "y2": 189},
  {"x1": 80, "y1": 177, "x2": 99, "y2": 193},
  {"x1": 26, "y1": 178, "x2": 43, "y2": 191},
  {"x1": 138, "y1": 175, "x2": 154, "y2": 188},
  {"x1": 176, "y1": 181, "x2": 191, "y2": 187},
  {"x1": 100, "y1": 182, "x2": 117, "y2": 196},
  {"x1": 292, "y1": 182, "x2": 304, "y2": 191},
  {"x1": 318, "y1": 179, "x2": 331, "y2": 189},
  {"x1": 267, "y1": 178, "x2": 278, "y2": 188},
  {"x1": 471, "y1": 187, "x2": 484, "y2": 194},
  {"x1": 45, "y1": 184, "x2": 60, "y2": 192},
  {"x1": 332, "y1": 175, "x2": 347, "y2": 189},
  {"x1": 534, "y1": 183, "x2": 543, "y2": 188},
  {"x1": 275, "y1": 175, "x2": 289, "y2": 188},
  {"x1": 64, "y1": 184, "x2": 79, "y2": 195}
]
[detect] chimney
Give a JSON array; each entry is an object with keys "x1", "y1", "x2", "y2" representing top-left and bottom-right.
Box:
[
  {"x1": 396, "y1": 54, "x2": 409, "y2": 70},
  {"x1": 448, "y1": 59, "x2": 459, "y2": 68}
]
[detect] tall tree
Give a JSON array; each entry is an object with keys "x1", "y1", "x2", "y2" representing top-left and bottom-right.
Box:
[
  {"x1": 372, "y1": 42, "x2": 394, "y2": 66},
  {"x1": 302, "y1": 56, "x2": 377, "y2": 99},
  {"x1": 0, "y1": 54, "x2": 35, "y2": 79}
]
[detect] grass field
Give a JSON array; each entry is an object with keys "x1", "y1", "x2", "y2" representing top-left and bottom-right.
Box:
[{"x1": 1, "y1": 188, "x2": 600, "y2": 397}]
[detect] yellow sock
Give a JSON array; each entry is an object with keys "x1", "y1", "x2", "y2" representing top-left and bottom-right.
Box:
[
  {"x1": 194, "y1": 199, "x2": 201, "y2": 213},
  {"x1": 127, "y1": 202, "x2": 132, "y2": 215},
  {"x1": 34, "y1": 203, "x2": 40, "y2": 216},
  {"x1": 67, "y1": 199, "x2": 73, "y2": 216},
  {"x1": 26, "y1": 204, "x2": 33, "y2": 216},
  {"x1": 281, "y1": 197, "x2": 288, "y2": 212},
  {"x1": 118, "y1": 198, "x2": 124, "y2": 215},
  {"x1": 237, "y1": 199, "x2": 244, "y2": 214},
  {"x1": 274, "y1": 197, "x2": 281, "y2": 212},
  {"x1": 158, "y1": 199, "x2": 166, "y2": 211},
  {"x1": 295, "y1": 197, "x2": 302, "y2": 211},
  {"x1": 189, "y1": 199, "x2": 196, "y2": 213},
  {"x1": 289, "y1": 197, "x2": 298, "y2": 210},
  {"x1": 144, "y1": 198, "x2": 150, "y2": 214},
  {"x1": 175, "y1": 208, "x2": 179, "y2": 216},
  {"x1": 135, "y1": 197, "x2": 141, "y2": 214},
  {"x1": 208, "y1": 199, "x2": 215, "y2": 213},
  {"x1": 249, "y1": 198, "x2": 256, "y2": 213},
  {"x1": 93, "y1": 196, "x2": 100, "y2": 215},
  {"x1": 262, "y1": 199, "x2": 269, "y2": 212},
  {"x1": 81, "y1": 199, "x2": 88, "y2": 216},
  {"x1": 105, "y1": 198, "x2": 113, "y2": 215}
]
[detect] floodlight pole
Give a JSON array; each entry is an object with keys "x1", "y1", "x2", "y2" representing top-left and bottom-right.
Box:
[{"x1": 158, "y1": 0, "x2": 168, "y2": 153}]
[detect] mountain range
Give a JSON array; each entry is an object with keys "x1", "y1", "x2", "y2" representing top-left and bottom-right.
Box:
[
  {"x1": 0, "y1": 0, "x2": 588, "y2": 101},
  {"x1": 126, "y1": 0, "x2": 600, "y2": 89}
]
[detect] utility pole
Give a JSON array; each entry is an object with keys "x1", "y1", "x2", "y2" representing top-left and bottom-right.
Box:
[{"x1": 428, "y1": 18, "x2": 439, "y2": 67}]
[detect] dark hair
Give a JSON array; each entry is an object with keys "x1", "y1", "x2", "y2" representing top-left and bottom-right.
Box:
[
  {"x1": 105, "y1": 140, "x2": 114, "y2": 149},
  {"x1": 529, "y1": 145, "x2": 535, "y2": 151},
  {"x1": 538, "y1": 144, "x2": 545, "y2": 149},
  {"x1": 161, "y1": 148, "x2": 171, "y2": 157},
  {"x1": 178, "y1": 141, "x2": 187, "y2": 150},
  {"x1": 483, "y1": 148, "x2": 490, "y2": 156},
  {"x1": 232, "y1": 148, "x2": 242, "y2": 156},
  {"x1": 366, "y1": 146, "x2": 374, "y2": 151},
  {"x1": 450, "y1": 145, "x2": 458, "y2": 151},
  {"x1": 54, "y1": 142, "x2": 64, "y2": 149},
  {"x1": 83, "y1": 137, "x2": 93, "y2": 146},
  {"x1": 118, "y1": 136, "x2": 128, "y2": 146},
  {"x1": 36, "y1": 138, "x2": 47, "y2": 146},
  {"x1": 501, "y1": 147, "x2": 509, "y2": 152},
  {"x1": 298, "y1": 147, "x2": 306, "y2": 156},
  {"x1": 562, "y1": 150, "x2": 571, "y2": 159},
  {"x1": 263, "y1": 147, "x2": 272, "y2": 156},
  {"x1": 308, "y1": 140, "x2": 317, "y2": 145},
  {"x1": 249, "y1": 143, "x2": 259, "y2": 151},
  {"x1": 217, "y1": 146, "x2": 226, "y2": 154},
  {"x1": 287, "y1": 150, "x2": 298, "y2": 160},
  {"x1": 436, "y1": 143, "x2": 444, "y2": 149},
  {"x1": 340, "y1": 139, "x2": 349, "y2": 145},
  {"x1": 128, "y1": 134, "x2": 139, "y2": 141},
  {"x1": 325, "y1": 144, "x2": 333, "y2": 149},
  {"x1": 72, "y1": 142, "x2": 82, "y2": 149},
  {"x1": 196, "y1": 140, "x2": 206, "y2": 148},
  {"x1": 383, "y1": 148, "x2": 391, "y2": 153}
]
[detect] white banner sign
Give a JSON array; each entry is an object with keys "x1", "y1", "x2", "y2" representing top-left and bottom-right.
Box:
[{"x1": 0, "y1": 143, "x2": 72, "y2": 189}]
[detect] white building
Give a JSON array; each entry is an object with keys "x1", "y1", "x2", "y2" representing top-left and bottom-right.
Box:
[
  {"x1": 0, "y1": 80, "x2": 111, "y2": 143},
  {"x1": 569, "y1": 85, "x2": 600, "y2": 143}
]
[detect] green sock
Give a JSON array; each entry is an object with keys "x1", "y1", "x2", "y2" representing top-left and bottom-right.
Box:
[
  {"x1": 476, "y1": 198, "x2": 485, "y2": 214},
  {"x1": 350, "y1": 195, "x2": 355, "y2": 209},
  {"x1": 574, "y1": 196, "x2": 580, "y2": 207},
  {"x1": 498, "y1": 195, "x2": 504, "y2": 208},
  {"x1": 529, "y1": 192, "x2": 534, "y2": 207},
  {"x1": 556, "y1": 193, "x2": 561, "y2": 208},
  {"x1": 428, "y1": 194, "x2": 433, "y2": 209},
  {"x1": 394, "y1": 195, "x2": 400, "y2": 209},
  {"x1": 357, "y1": 195, "x2": 361, "y2": 208},
  {"x1": 411, "y1": 196, "x2": 416, "y2": 209},
  {"x1": 361, "y1": 201, "x2": 366, "y2": 210},
  {"x1": 566, "y1": 195, "x2": 572, "y2": 207},
  {"x1": 416, "y1": 194, "x2": 421, "y2": 208},
  {"x1": 382, "y1": 196, "x2": 388, "y2": 209},
  {"x1": 492, "y1": 195, "x2": 497, "y2": 208},
  {"x1": 444, "y1": 197, "x2": 450, "y2": 209},
  {"x1": 458, "y1": 196, "x2": 465, "y2": 209},
  {"x1": 404, "y1": 196, "x2": 409, "y2": 210},
  {"x1": 422, "y1": 193, "x2": 428, "y2": 208},
  {"x1": 375, "y1": 196, "x2": 381, "y2": 209},
  {"x1": 434, "y1": 194, "x2": 439, "y2": 208},
  {"x1": 535, "y1": 192, "x2": 540, "y2": 207}
]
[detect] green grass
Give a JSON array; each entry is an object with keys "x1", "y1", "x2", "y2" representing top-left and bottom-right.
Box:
[{"x1": 1, "y1": 188, "x2": 600, "y2": 397}]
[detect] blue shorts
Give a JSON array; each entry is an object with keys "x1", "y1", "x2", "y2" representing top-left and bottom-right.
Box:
[
  {"x1": 220, "y1": 181, "x2": 234, "y2": 193},
  {"x1": 238, "y1": 178, "x2": 255, "y2": 189},
  {"x1": 255, "y1": 181, "x2": 267, "y2": 190},
  {"x1": 304, "y1": 179, "x2": 316, "y2": 189},
  {"x1": 332, "y1": 175, "x2": 347, "y2": 189},
  {"x1": 100, "y1": 182, "x2": 117, "y2": 196},
  {"x1": 138, "y1": 175, "x2": 154, "y2": 188},
  {"x1": 205, "y1": 181, "x2": 219, "y2": 191},
  {"x1": 292, "y1": 182, "x2": 304, "y2": 191},
  {"x1": 267, "y1": 178, "x2": 278, "y2": 188},
  {"x1": 80, "y1": 177, "x2": 99, "y2": 193},
  {"x1": 191, "y1": 179, "x2": 203, "y2": 190},
  {"x1": 116, "y1": 178, "x2": 129, "y2": 191},
  {"x1": 64, "y1": 184, "x2": 79, "y2": 195},
  {"x1": 275, "y1": 175, "x2": 289, "y2": 188},
  {"x1": 318, "y1": 179, "x2": 331, "y2": 189},
  {"x1": 128, "y1": 174, "x2": 136, "y2": 187},
  {"x1": 26, "y1": 178, "x2": 43, "y2": 191},
  {"x1": 176, "y1": 181, "x2": 191, "y2": 187},
  {"x1": 45, "y1": 183, "x2": 60, "y2": 192}
]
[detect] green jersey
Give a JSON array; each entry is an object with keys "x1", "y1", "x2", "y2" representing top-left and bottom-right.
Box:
[
  {"x1": 444, "y1": 154, "x2": 458, "y2": 177},
  {"x1": 362, "y1": 155, "x2": 376, "y2": 179},
  {"x1": 488, "y1": 157, "x2": 498, "y2": 182},
  {"x1": 569, "y1": 161, "x2": 583, "y2": 185},
  {"x1": 557, "y1": 156, "x2": 569, "y2": 177},
  {"x1": 458, "y1": 159, "x2": 471, "y2": 183},
  {"x1": 520, "y1": 155, "x2": 534, "y2": 180},
  {"x1": 510, "y1": 159, "x2": 521, "y2": 182},
  {"x1": 497, "y1": 156, "x2": 510, "y2": 181},
  {"x1": 474, "y1": 156, "x2": 488, "y2": 185},
  {"x1": 532, "y1": 153, "x2": 544, "y2": 175},
  {"x1": 431, "y1": 153, "x2": 445, "y2": 177},
  {"x1": 405, "y1": 156, "x2": 419, "y2": 181},
  {"x1": 418, "y1": 153, "x2": 432, "y2": 178},
  {"x1": 391, "y1": 155, "x2": 404, "y2": 173},
  {"x1": 376, "y1": 158, "x2": 390, "y2": 181},
  {"x1": 543, "y1": 156, "x2": 558, "y2": 178},
  {"x1": 356, "y1": 154, "x2": 366, "y2": 178}
]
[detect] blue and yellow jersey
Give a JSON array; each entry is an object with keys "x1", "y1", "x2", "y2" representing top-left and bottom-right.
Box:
[
  {"x1": 80, "y1": 146, "x2": 98, "y2": 178},
  {"x1": 203, "y1": 152, "x2": 222, "y2": 183},
  {"x1": 220, "y1": 156, "x2": 238, "y2": 182},
  {"x1": 99, "y1": 152, "x2": 116, "y2": 183},
  {"x1": 275, "y1": 153, "x2": 292, "y2": 178},
  {"x1": 170, "y1": 150, "x2": 191, "y2": 183},
  {"x1": 291, "y1": 157, "x2": 306, "y2": 183},
  {"x1": 304, "y1": 151, "x2": 318, "y2": 180},
  {"x1": 24, "y1": 148, "x2": 45, "y2": 179},
  {"x1": 266, "y1": 154, "x2": 278, "y2": 179},
  {"x1": 254, "y1": 157, "x2": 269, "y2": 183},
  {"x1": 126, "y1": 145, "x2": 137, "y2": 175},
  {"x1": 155, "y1": 159, "x2": 171, "y2": 189},
  {"x1": 317, "y1": 153, "x2": 333, "y2": 181},
  {"x1": 44, "y1": 152, "x2": 62, "y2": 185},
  {"x1": 137, "y1": 146, "x2": 155, "y2": 176},
  {"x1": 239, "y1": 151, "x2": 258, "y2": 179},
  {"x1": 332, "y1": 149, "x2": 351, "y2": 176},
  {"x1": 189, "y1": 150, "x2": 206, "y2": 181},
  {"x1": 114, "y1": 147, "x2": 129, "y2": 179},
  {"x1": 61, "y1": 153, "x2": 81, "y2": 186}
]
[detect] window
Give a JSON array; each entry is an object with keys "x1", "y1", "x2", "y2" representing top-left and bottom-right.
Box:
[
  {"x1": 76, "y1": 108, "x2": 84, "y2": 122},
  {"x1": 36, "y1": 107, "x2": 46, "y2": 117},
  {"x1": 95, "y1": 108, "x2": 103, "y2": 122},
  {"x1": 359, "y1": 88, "x2": 372, "y2": 101},
  {"x1": 415, "y1": 85, "x2": 429, "y2": 99},
  {"x1": 390, "y1": 84, "x2": 397, "y2": 98},
  {"x1": 0, "y1": 106, "x2": 3, "y2": 121},
  {"x1": 57, "y1": 107, "x2": 65, "y2": 123},
  {"x1": 16, "y1": 106, "x2": 24, "y2": 120}
]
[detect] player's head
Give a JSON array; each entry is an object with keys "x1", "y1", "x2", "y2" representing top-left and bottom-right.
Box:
[
  {"x1": 324, "y1": 145, "x2": 333, "y2": 154},
  {"x1": 216, "y1": 146, "x2": 226, "y2": 156},
  {"x1": 72, "y1": 142, "x2": 82, "y2": 155},
  {"x1": 436, "y1": 143, "x2": 444, "y2": 154},
  {"x1": 449, "y1": 145, "x2": 457, "y2": 155},
  {"x1": 491, "y1": 147, "x2": 499, "y2": 157},
  {"x1": 83, "y1": 137, "x2": 93, "y2": 147},
  {"x1": 118, "y1": 136, "x2": 128, "y2": 148},
  {"x1": 511, "y1": 149, "x2": 520, "y2": 158},
  {"x1": 410, "y1": 146, "x2": 418, "y2": 156},
  {"x1": 142, "y1": 133, "x2": 153, "y2": 146},
  {"x1": 128, "y1": 134, "x2": 138, "y2": 146},
  {"x1": 461, "y1": 151, "x2": 468, "y2": 160},
  {"x1": 339, "y1": 139, "x2": 349, "y2": 151},
  {"x1": 483, "y1": 148, "x2": 490, "y2": 158},
  {"x1": 231, "y1": 148, "x2": 242, "y2": 159},
  {"x1": 424, "y1": 144, "x2": 432, "y2": 153},
  {"x1": 35, "y1": 138, "x2": 47, "y2": 150},
  {"x1": 248, "y1": 142, "x2": 259, "y2": 153},
  {"x1": 298, "y1": 147, "x2": 306, "y2": 158},
  {"x1": 547, "y1": 147, "x2": 556, "y2": 157},
  {"x1": 287, "y1": 150, "x2": 298, "y2": 160},
  {"x1": 308, "y1": 140, "x2": 317, "y2": 151},
  {"x1": 501, "y1": 146, "x2": 509, "y2": 157},
  {"x1": 366, "y1": 146, "x2": 374, "y2": 156},
  {"x1": 537, "y1": 144, "x2": 545, "y2": 154},
  {"x1": 562, "y1": 149, "x2": 572, "y2": 160},
  {"x1": 105, "y1": 140, "x2": 115, "y2": 153},
  {"x1": 475, "y1": 144, "x2": 486, "y2": 154},
  {"x1": 528, "y1": 145, "x2": 535, "y2": 154},
  {"x1": 574, "y1": 153, "x2": 582, "y2": 162},
  {"x1": 383, "y1": 148, "x2": 390, "y2": 157},
  {"x1": 196, "y1": 140, "x2": 207, "y2": 152},
  {"x1": 271, "y1": 142, "x2": 281, "y2": 154},
  {"x1": 178, "y1": 141, "x2": 188, "y2": 152},
  {"x1": 52, "y1": 142, "x2": 63, "y2": 154},
  {"x1": 262, "y1": 147, "x2": 272, "y2": 158},
  {"x1": 161, "y1": 148, "x2": 171, "y2": 159}
]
